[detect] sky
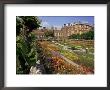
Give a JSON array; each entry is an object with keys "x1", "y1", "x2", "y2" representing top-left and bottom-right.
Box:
[{"x1": 38, "y1": 16, "x2": 94, "y2": 29}]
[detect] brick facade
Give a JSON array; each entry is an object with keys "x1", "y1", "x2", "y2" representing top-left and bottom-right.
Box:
[
  {"x1": 54, "y1": 23, "x2": 93, "y2": 40},
  {"x1": 34, "y1": 22, "x2": 93, "y2": 40}
]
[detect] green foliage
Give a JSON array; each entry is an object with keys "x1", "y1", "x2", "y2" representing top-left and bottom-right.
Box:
[
  {"x1": 69, "y1": 34, "x2": 81, "y2": 39},
  {"x1": 76, "y1": 53, "x2": 94, "y2": 69},
  {"x1": 19, "y1": 16, "x2": 41, "y2": 33},
  {"x1": 81, "y1": 30, "x2": 94, "y2": 40},
  {"x1": 16, "y1": 16, "x2": 40, "y2": 74},
  {"x1": 71, "y1": 46, "x2": 77, "y2": 50},
  {"x1": 16, "y1": 35, "x2": 29, "y2": 74},
  {"x1": 69, "y1": 30, "x2": 94, "y2": 40},
  {"x1": 16, "y1": 35, "x2": 37, "y2": 74},
  {"x1": 60, "y1": 50, "x2": 79, "y2": 61},
  {"x1": 16, "y1": 17, "x2": 23, "y2": 36},
  {"x1": 44, "y1": 30, "x2": 54, "y2": 38}
]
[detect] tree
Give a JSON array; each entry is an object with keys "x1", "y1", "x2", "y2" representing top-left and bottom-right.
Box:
[
  {"x1": 44, "y1": 30, "x2": 54, "y2": 38},
  {"x1": 16, "y1": 16, "x2": 41, "y2": 74},
  {"x1": 20, "y1": 16, "x2": 41, "y2": 48},
  {"x1": 69, "y1": 30, "x2": 94, "y2": 40},
  {"x1": 69, "y1": 33, "x2": 81, "y2": 39},
  {"x1": 81, "y1": 30, "x2": 94, "y2": 40},
  {"x1": 16, "y1": 17, "x2": 23, "y2": 36},
  {"x1": 19, "y1": 16, "x2": 41, "y2": 33}
]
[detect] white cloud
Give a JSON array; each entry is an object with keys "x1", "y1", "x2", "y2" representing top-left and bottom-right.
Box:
[
  {"x1": 41, "y1": 21, "x2": 50, "y2": 27},
  {"x1": 41, "y1": 21, "x2": 62, "y2": 30},
  {"x1": 81, "y1": 21, "x2": 89, "y2": 24},
  {"x1": 54, "y1": 25, "x2": 62, "y2": 30}
]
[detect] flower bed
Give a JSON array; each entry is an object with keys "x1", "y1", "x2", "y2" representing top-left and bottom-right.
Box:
[{"x1": 38, "y1": 41, "x2": 94, "y2": 74}]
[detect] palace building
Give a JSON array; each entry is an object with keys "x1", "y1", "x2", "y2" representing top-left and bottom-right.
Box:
[
  {"x1": 54, "y1": 22, "x2": 93, "y2": 40},
  {"x1": 34, "y1": 22, "x2": 94, "y2": 40}
]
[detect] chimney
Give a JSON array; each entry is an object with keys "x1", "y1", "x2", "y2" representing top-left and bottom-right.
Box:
[
  {"x1": 43, "y1": 27, "x2": 46, "y2": 29},
  {"x1": 55, "y1": 27, "x2": 57, "y2": 30},
  {"x1": 68, "y1": 23, "x2": 70, "y2": 26},
  {"x1": 64, "y1": 24, "x2": 66, "y2": 27}
]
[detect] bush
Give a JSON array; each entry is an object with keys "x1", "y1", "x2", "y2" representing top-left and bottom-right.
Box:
[
  {"x1": 71, "y1": 46, "x2": 77, "y2": 50},
  {"x1": 16, "y1": 16, "x2": 40, "y2": 74},
  {"x1": 69, "y1": 30, "x2": 94, "y2": 40}
]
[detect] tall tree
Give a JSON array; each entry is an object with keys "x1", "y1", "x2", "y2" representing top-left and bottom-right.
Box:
[
  {"x1": 16, "y1": 16, "x2": 41, "y2": 74},
  {"x1": 44, "y1": 30, "x2": 54, "y2": 38},
  {"x1": 16, "y1": 17, "x2": 23, "y2": 36},
  {"x1": 19, "y1": 16, "x2": 41, "y2": 33}
]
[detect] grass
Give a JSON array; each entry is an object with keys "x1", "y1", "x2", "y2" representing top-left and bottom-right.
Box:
[
  {"x1": 52, "y1": 40, "x2": 94, "y2": 69},
  {"x1": 60, "y1": 49, "x2": 94, "y2": 69},
  {"x1": 60, "y1": 49, "x2": 79, "y2": 61},
  {"x1": 76, "y1": 53, "x2": 94, "y2": 69}
]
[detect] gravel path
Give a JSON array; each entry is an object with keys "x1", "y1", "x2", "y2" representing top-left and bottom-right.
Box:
[{"x1": 50, "y1": 50, "x2": 92, "y2": 74}]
